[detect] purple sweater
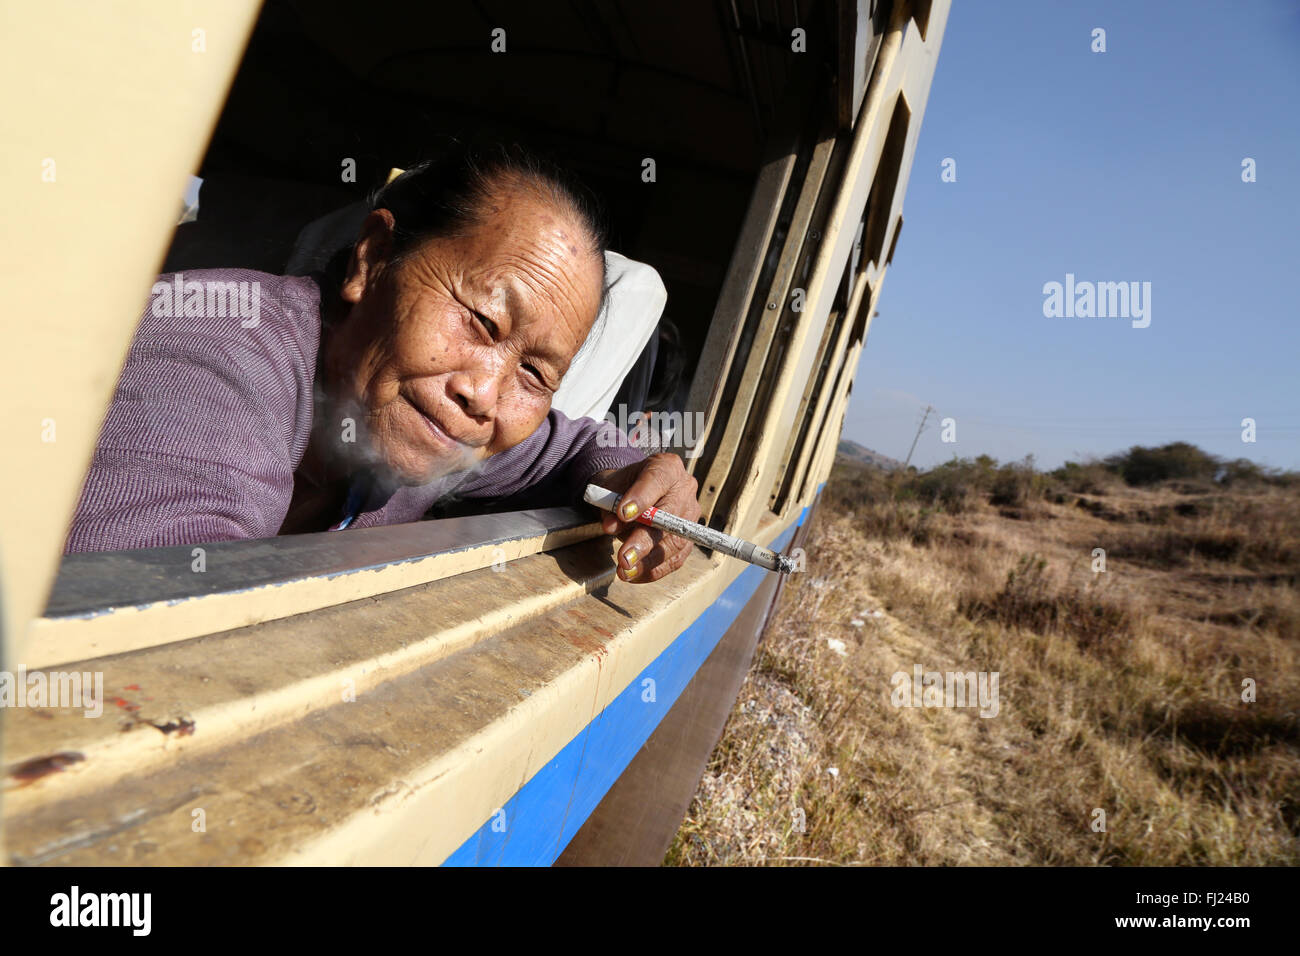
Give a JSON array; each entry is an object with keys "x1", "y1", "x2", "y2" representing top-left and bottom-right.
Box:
[{"x1": 63, "y1": 269, "x2": 645, "y2": 554}]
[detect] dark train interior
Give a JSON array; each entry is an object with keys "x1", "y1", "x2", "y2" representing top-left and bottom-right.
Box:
[{"x1": 162, "y1": 0, "x2": 842, "y2": 418}]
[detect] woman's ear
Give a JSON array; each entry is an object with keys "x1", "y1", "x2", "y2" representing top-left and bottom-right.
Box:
[{"x1": 340, "y1": 209, "x2": 398, "y2": 305}]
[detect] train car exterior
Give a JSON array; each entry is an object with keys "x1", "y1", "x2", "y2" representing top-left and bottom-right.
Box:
[{"x1": 1, "y1": 0, "x2": 948, "y2": 865}]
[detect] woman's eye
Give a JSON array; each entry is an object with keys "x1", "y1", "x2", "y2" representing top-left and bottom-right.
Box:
[
  {"x1": 522, "y1": 364, "x2": 548, "y2": 389},
  {"x1": 475, "y1": 313, "x2": 499, "y2": 339}
]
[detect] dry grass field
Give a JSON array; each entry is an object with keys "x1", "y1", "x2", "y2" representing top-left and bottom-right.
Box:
[{"x1": 666, "y1": 446, "x2": 1300, "y2": 865}]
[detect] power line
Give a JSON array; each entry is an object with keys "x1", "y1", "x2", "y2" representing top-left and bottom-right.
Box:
[{"x1": 902, "y1": 404, "x2": 934, "y2": 469}]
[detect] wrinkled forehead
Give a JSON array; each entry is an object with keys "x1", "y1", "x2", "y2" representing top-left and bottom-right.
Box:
[
  {"x1": 479, "y1": 266, "x2": 603, "y2": 373},
  {"x1": 456, "y1": 200, "x2": 603, "y2": 340}
]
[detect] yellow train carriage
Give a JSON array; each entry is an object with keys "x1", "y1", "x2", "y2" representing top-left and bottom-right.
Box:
[{"x1": 0, "y1": 0, "x2": 948, "y2": 865}]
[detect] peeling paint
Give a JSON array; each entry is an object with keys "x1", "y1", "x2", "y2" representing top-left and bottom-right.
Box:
[
  {"x1": 5, "y1": 751, "x2": 85, "y2": 787},
  {"x1": 148, "y1": 717, "x2": 196, "y2": 736}
]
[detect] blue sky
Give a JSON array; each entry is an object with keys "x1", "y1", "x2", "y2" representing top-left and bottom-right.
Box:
[{"x1": 841, "y1": 0, "x2": 1300, "y2": 472}]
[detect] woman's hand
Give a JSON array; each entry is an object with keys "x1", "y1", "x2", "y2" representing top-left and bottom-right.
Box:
[{"x1": 588, "y1": 453, "x2": 701, "y2": 584}]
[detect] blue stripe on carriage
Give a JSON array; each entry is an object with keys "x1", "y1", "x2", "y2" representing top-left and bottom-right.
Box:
[{"x1": 442, "y1": 501, "x2": 814, "y2": 866}]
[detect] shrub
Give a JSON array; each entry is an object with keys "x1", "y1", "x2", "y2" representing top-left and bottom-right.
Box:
[
  {"x1": 1052, "y1": 460, "x2": 1119, "y2": 495},
  {"x1": 1104, "y1": 442, "x2": 1219, "y2": 487},
  {"x1": 960, "y1": 553, "x2": 1138, "y2": 648},
  {"x1": 991, "y1": 459, "x2": 1046, "y2": 506},
  {"x1": 904, "y1": 456, "x2": 998, "y2": 513}
]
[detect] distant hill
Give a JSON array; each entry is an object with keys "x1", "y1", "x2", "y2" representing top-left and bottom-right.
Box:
[{"x1": 836, "y1": 439, "x2": 904, "y2": 471}]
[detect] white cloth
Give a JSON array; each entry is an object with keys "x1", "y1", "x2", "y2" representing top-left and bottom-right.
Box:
[{"x1": 551, "y1": 250, "x2": 666, "y2": 423}]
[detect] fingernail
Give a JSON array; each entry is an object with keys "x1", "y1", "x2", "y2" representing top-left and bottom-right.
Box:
[
  {"x1": 623, "y1": 546, "x2": 639, "y2": 568},
  {"x1": 623, "y1": 564, "x2": 640, "y2": 580},
  {"x1": 621, "y1": 500, "x2": 640, "y2": 521}
]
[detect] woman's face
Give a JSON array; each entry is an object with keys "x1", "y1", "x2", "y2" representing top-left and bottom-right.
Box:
[{"x1": 325, "y1": 186, "x2": 603, "y2": 485}]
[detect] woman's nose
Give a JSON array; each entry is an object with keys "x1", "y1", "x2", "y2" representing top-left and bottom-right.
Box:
[{"x1": 449, "y1": 366, "x2": 502, "y2": 419}]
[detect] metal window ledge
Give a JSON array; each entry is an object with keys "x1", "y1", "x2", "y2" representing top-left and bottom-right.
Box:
[{"x1": 30, "y1": 507, "x2": 599, "y2": 670}]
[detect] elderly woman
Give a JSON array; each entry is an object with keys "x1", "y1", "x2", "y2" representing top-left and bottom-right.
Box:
[{"x1": 64, "y1": 143, "x2": 700, "y2": 584}]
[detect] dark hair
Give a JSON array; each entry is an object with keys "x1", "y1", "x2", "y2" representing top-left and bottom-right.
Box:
[
  {"x1": 355, "y1": 139, "x2": 610, "y2": 316},
  {"x1": 377, "y1": 140, "x2": 606, "y2": 254}
]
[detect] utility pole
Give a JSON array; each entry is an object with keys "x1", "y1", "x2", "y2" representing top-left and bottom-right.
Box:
[{"x1": 902, "y1": 404, "x2": 934, "y2": 470}]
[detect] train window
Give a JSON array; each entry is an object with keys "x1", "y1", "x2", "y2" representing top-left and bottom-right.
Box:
[
  {"x1": 35, "y1": 3, "x2": 921, "y2": 610},
  {"x1": 771, "y1": 249, "x2": 870, "y2": 516},
  {"x1": 689, "y1": 123, "x2": 848, "y2": 528},
  {"x1": 50, "y1": 0, "x2": 830, "y2": 560},
  {"x1": 864, "y1": 94, "x2": 912, "y2": 270},
  {"x1": 35, "y1": 0, "x2": 844, "y2": 648}
]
